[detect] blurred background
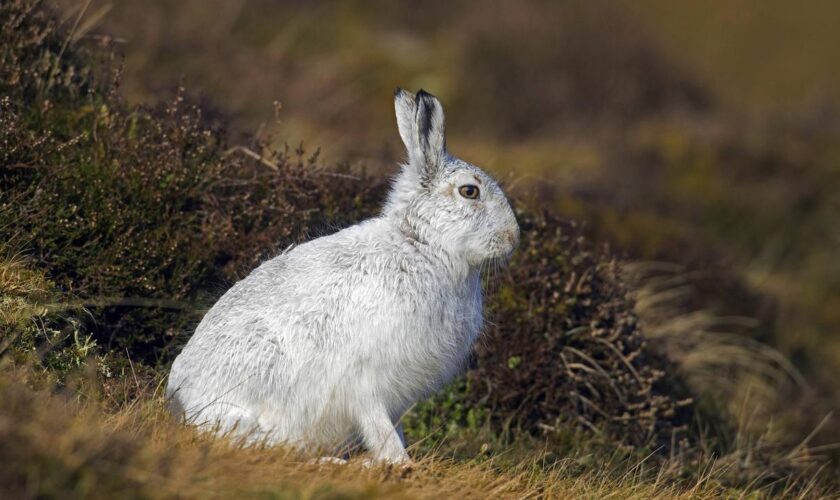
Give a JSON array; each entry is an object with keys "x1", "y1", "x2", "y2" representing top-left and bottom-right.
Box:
[{"x1": 54, "y1": 0, "x2": 840, "y2": 448}]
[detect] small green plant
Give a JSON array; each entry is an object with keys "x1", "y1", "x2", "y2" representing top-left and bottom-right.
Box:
[
  {"x1": 0, "y1": 254, "x2": 104, "y2": 383},
  {"x1": 402, "y1": 378, "x2": 488, "y2": 448}
]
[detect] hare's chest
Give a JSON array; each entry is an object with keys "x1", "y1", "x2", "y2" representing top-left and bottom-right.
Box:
[
  {"x1": 434, "y1": 279, "x2": 483, "y2": 345},
  {"x1": 386, "y1": 276, "x2": 483, "y2": 384}
]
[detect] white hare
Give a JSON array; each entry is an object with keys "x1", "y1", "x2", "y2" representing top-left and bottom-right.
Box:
[{"x1": 166, "y1": 89, "x2": 519, "y2": 464}]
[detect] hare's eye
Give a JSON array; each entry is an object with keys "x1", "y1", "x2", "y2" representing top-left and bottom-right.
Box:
[{"x1": 458, "y1": 184, "x2": 480, "y2": 200}]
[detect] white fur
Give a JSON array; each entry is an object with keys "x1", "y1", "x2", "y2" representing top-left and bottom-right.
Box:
[{"x1": 166, "y1": 89, "x2": 519, "y2": 464}]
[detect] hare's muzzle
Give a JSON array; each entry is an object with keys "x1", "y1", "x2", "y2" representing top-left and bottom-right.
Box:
[
  {"x1": 492, "y1": 227, "x2": 520, "y2": 261},
  {"x1": 504, "y1": 227, "x2": 520, "y2": 250}
]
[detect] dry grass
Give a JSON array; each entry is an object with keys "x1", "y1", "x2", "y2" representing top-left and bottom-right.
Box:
[
  {"x1": 626, "y1": 260, "x2": 805, "y2": 409},
  {"x1": 0, "y1": 367, "x2": 766, "y2": 500},
  {"x1": 625, "y1": 261, "x2": 838, "y2": 490}
]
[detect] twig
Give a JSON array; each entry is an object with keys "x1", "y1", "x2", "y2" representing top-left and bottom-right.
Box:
[
  {"x1": 125, "y1": 348, "x2": 140, "y2": 391},
  {"x1": 223, "y1": 145, "x2": 279, "y2": 171}
]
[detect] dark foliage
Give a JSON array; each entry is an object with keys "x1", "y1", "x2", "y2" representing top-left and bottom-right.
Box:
[
  {"x1": 0, "y1": 0, "x2": 387, "y2": 361},
  {"x1": 401, "y1": 211, "x2": 699, "y2": 450},
  {"x1": 472, "y1": 211, "x2": 694, "y2": 448}
]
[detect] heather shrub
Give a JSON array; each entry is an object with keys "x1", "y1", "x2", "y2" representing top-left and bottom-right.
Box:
[
  {"x1": 405, "y1": 211, "x2": 696, "y2": 451},
  {"x1": 477, "y1": 212, "x2": 694, "y2": 445},
  {"x1": 0, "y1": 0, "x2": 386, "y2": 362}
]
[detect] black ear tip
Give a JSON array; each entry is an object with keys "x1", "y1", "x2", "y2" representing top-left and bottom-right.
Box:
[
  {"x1": 415, "y1": 89, "x2": 437, "y2": 106},
  {"x1": 394, "y1": 87, "x2": 404, "y2": 97}
]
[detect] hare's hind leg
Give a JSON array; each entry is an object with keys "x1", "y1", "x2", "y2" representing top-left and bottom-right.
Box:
[{"x1": 190, "y1": 403, "x2": 270, "y2": 445}]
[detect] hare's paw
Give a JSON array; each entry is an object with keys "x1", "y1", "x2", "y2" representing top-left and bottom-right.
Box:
[
  {"x1": 361, "y1": 456, "x2": 415, "y2": 480},
  {"x1": 309, "y1": 456, "x2": 349, "y2": 466}
]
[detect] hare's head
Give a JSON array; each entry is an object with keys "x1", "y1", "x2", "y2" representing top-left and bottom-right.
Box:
[{"x1": 385, "y1": 89, "x2": 519, "y2": 267}]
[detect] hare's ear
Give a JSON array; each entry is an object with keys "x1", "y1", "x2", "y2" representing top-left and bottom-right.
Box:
[
  {"x1": 394, "y1": 88, "x2": 446, "y2": 185},
  {"x1": 394, "y1": 88, "x2": 417, "y2": 157},
  {"x1": 414, "y1": 90, "x2": 446, "y2": 181}
]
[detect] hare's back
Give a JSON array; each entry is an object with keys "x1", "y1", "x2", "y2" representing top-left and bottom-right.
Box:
[{"x1": 189, "y1": 224, "x2": 387, "y2": 345}]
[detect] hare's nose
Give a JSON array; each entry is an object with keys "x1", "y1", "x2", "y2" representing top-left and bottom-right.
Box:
[{"x1": 505, "y1": 228, "x2": 520, "y2": 249}]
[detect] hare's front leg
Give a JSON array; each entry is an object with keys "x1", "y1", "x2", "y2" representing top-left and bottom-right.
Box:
[
  {"x1": 396, "y1": 421, "x2": 407, "y2": 448},
  {"x1": 357, "y1": 408, "x2": 410, "y2": 464}
]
